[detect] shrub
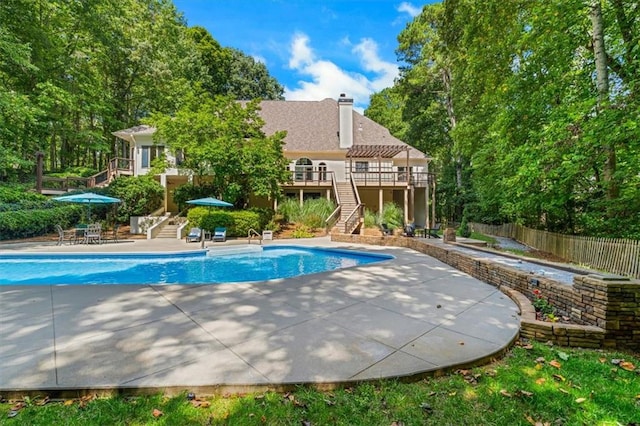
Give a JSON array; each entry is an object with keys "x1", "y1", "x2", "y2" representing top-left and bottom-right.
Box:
[
  {"x1": 0, "y1": 184, "x2": 47, "y2": 205},
  {"x1": 277, "y1": 198, "x2": 335, "y2": 230},
  {"x1": 364, "y1": 208, "x2": 378, "y2": 227},
  {"x1": 0, "y1": 205, "x2": 83, "y2": 240},
  {"x1": 291, "y1": 225, "x2": 314, "y2": 238},
  {"x1": 300, "y1": 198, "x2": 335, "y2": 229},
  {"x1": 186, "y1": 208, "x2": 262, "y2": 237},
  {"x1": 458, "y1": 212, "x2": 471, "y2": 238},
  {"x1": 277, "y1": 198, "x2": 301, "y2": 223},
  {"x1": 379, "y1": 202, "x2": 403, "y2": 230},
  {"x1": 248, "y1": 207, "x2": 275, "y2": 230},
  {"x1": 107, "y1": 176, "x2": 164, "y2": 222},
  {"x1": 172, "y1": 183, "x2": 220, "y2": 212}
]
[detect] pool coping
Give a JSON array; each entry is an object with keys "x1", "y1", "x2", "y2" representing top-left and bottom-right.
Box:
[{"x1": 0, "y1": 237, "x2": 521, "y2": 397}]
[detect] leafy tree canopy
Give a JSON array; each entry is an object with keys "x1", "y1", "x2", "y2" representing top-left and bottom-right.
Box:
[
  {"x1": 366, "y1": 0, "x2": 639, "y2": 238},
  {"x1": 146, "y1": 91, "x2": 290, "y2": 207}
]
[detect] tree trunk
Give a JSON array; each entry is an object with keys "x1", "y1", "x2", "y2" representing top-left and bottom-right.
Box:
[
  {"x1": 442, "y1": 67, "x2": 464, "y2": 190},
  {"x1": 590, "y1": 0, "x2": 618, "y2": 200}
]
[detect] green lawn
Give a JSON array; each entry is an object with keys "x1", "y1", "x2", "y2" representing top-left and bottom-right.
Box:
[{"x1": 1, "y1": 340, "x2": 638, "y2": 425}]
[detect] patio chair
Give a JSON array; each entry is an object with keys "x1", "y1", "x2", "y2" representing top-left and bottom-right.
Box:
[
  {"x1": 379, "y1": 223, "x2": 393, "y2": 236},
  {"x1": 427, "y1": 222, "x2": 442, "y2": 238},
  {"x1": 213, "y1": 227, "x2": 227, "y2": 242},
  {"x1": 403, "y1": 223, "x2": 416, "y2": 237},
  {"x1": 84, "y1": 223, "x2": 102, "y2": 244},
  {"x1": 55, "y1": 225, "x2": 75, "y2": 245},
  {"x1": 186, "y1": 227, "x2": 202, "y2": 243},
  {"x1": 104, "y1": 224, "x2": 119, "y2": 243}
]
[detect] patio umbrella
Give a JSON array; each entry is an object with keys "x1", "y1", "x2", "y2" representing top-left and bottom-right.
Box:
[
  {"x1": 53, "y1": 192, "x2": 121, "y2": 223},
  {"x1": 186, "y1": 197, "x2": 233, "y2": 208},
  {"x1": 186, "y1": 197, "x2": 233, "y2": 247}
]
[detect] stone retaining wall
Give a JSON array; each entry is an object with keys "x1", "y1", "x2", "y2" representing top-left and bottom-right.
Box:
[{"x1": 331, "y1": 234, "x2": 639, "y2": 351}]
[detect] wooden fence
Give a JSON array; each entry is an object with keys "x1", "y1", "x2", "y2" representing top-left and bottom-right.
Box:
[{"x1": 469, "y1": 223, "x2": 640, "y2": 279}]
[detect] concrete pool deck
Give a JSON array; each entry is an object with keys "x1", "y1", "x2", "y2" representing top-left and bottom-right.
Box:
[{"x1": 0, "y1": 237, "x2": 520, "y2": 397}]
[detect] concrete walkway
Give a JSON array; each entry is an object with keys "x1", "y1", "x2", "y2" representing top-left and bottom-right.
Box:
[{"x1": 0, "y1": 237, "x2": 520, "y2": 395}]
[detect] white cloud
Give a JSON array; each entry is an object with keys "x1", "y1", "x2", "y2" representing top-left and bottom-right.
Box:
[
  {"x1": 353, "y1": 38, "x2": 398, "y2": 91},
  {"x1": 288, "y1": 33, "x2": 314, "y2": 69},
  {"x1": 397, "y1": 2, "x2": 422, "y2": 17},
  {"x1": 284, "y1": 33, "x2": 399, "y2": 112}
]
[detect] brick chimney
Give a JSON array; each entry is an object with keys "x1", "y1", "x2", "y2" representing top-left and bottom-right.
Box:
[{"x1": 338, "y1": 93, "x2": 353, "y2": 149}]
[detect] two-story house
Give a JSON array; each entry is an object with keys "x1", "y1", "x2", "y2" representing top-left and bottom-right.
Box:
[{"x1": 112, "y1": 94, "x2": 435, "y2": 233}]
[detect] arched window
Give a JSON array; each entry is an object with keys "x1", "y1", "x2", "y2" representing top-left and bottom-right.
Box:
[
  {"x1": 318, "y1": 162, "x2": 327, "y2": 181},
  {"x1": 295, "y1": 158, "x2": 313, "y2": 181}
]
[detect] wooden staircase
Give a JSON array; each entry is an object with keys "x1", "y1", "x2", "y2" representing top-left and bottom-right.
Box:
[{"x1": 335, "y1": 181, "x2": 361, "y2": 234}]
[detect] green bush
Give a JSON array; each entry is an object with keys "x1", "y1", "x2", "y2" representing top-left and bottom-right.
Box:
[
  {"x1": 107, "y1": 176, "x2": 164, "y2": 222},
  {"x1": 0, "y1": 184, "x2": 48, "y2": 205},
  {"x1": 291, "y1": 225, "x2": 314, "y2": 238},
  {"x1": 300, "y1": 198, "x2": 335, "y2": 229},
  {"x1": 277, "y1": 198, "x2": 335, "y2": 230},
  {"x1": 364, "y1": 208, "x2": 378, "y2": 227},
  {"x1": 380, "y1": 202, "x2": 403, "y2": 230},
  {"x1": 48, "y1": 166, "x2": 98, "y2": 178},
  {"x1": 277, "y1": 198, "x2": 302, "y2": 223},
  {"x1": 172, "y1": 183, "x2": 220, "y2": 212},
  {"x1": 248, "y1": 207, "x2": 275, "y2": 230},
  {"x1": 186, "y1": 208, "x2": 262, "y2": 237},
  {"x1": 0, "y1": 205, "x2": 83, "y2": 240},
  {"x1": 458, "y1": 212, "x2": 471, "y2": 238}
]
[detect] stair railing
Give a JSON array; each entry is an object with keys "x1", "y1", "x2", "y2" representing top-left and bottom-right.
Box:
[
  {"x1": 324, "y1": 174, "x2": 342, "y2": 232},
  {"x1": 342, "y1": 175, "x2": 364, "y2": 234}
]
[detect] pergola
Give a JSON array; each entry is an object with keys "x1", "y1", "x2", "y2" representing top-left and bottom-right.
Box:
[{"x1": 346, "y1": 144, "x2": 435, "y2": 228}]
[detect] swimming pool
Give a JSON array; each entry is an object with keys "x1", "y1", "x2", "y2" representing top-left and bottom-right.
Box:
[{"x1": 0, "y1": 246, "x2": 393, "y2": 285}]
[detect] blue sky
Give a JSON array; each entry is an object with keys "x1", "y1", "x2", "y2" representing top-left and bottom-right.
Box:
[{"x1": 172, "y1": 1, "x2": 435, "y2": 111}]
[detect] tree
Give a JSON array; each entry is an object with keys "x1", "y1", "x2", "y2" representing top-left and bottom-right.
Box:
[
  {"x1": 146, "y1": 92, "x2": 290, "y2": 207},
  {"x1": 370, "y1": 0, "x2": 639, "y2": 237},
  {"x1": 223, "y1": 48, "x2": 284, "y2": 100}
]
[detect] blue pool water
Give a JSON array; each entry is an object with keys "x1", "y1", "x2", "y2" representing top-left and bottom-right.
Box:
[{"x1": 0, "y1": 246, "x2": 393, "y2": 285}]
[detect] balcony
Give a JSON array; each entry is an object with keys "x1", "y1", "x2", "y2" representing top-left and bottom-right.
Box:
[
  {"x1": 351, "y1": 171, "x2": 434, "y2": 187},
  {"x1": 283, "y1": 170, "x2": 435, "y2": 188},
  {"x1": 285, "y1": 170, "x2": 334, "y2": 187}
]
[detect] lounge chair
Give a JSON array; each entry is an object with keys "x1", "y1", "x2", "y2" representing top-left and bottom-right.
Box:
[
  {"x1": 186, "y1": 227, "x2": 202, "y2": 243},
  {"x1": 213, "y1": 227, "x2": 227, "y2": 242},
  {"x1": 379, "y1": 223, "x2": 393, "y2": 236},
  {"x1": 427, "y1": 222, "x2": 442, "y2": 238},
  {"x1": 403, "y1": 223, "x2": 416, "y2": 237}
]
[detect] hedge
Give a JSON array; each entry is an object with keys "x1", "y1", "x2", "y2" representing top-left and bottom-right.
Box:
[
  {"x1": 186, "y1": 208, "x2": 266, "y2": 238},
  {"x1": 0, "y1": 205, "x2": 84, "y2": 240}
]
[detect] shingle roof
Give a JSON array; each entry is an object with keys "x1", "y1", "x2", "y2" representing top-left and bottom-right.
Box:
[
  {"x1": 112, "y1": 100, "x2": 429, "y2": 160},
  {"x1": 256, "y1": 98, "x2": 427, "y2": 159},
  {"x1": 112, "y1": 125, "x2": 156, "y2": 143}
]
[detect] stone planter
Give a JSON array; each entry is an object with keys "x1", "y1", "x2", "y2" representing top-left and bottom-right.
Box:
[{"x1": 443, "y1": 227, "x2": 457, "y2": 243}]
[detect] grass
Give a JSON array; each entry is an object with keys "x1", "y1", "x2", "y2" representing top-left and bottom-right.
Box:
[
  {"x1": 2, "y1": 340, "x2": 638, "y2": 425},
  {"x1": 469, "y1": 231, "x2": 498, "y2": 244}
]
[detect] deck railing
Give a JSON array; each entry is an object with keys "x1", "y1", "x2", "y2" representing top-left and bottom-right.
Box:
[
  {"x1": 285, "y1": 170, "x2": 435, "y2": 188},
  {"x1": 286, "y1": 170, "x2": 334, "y2": 185},
  {"x1": 39, "y1": 157, "x2": 133, "y2": 193},
  {"x1": 351, "y1": 171, "x2": 434, "y2": 187}
]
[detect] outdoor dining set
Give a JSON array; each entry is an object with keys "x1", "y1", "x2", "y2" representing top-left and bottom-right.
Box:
[{"x1": 55, "y1": 223, "x2": 120, "y2": 245}]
